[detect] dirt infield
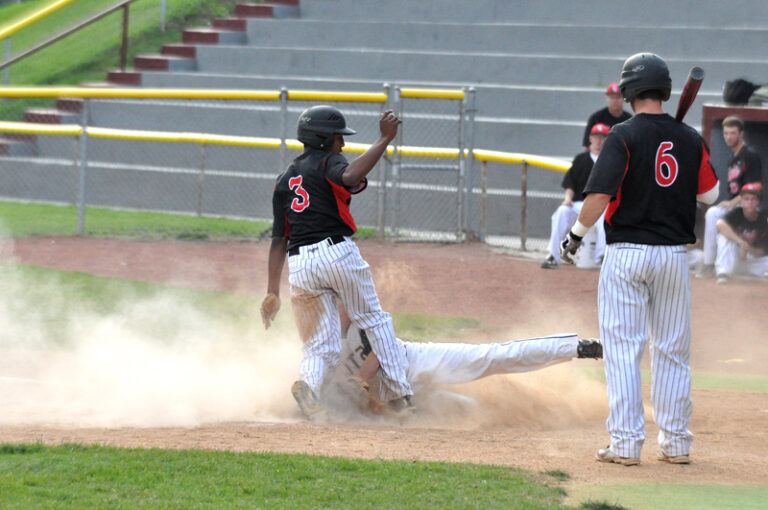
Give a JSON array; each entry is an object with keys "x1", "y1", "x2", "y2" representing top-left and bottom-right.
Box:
[{"x1": 1, "y1": 236, "x2": 767, "y2": 485}]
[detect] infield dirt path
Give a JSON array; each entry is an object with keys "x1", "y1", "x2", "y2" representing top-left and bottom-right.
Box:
[{"x1": 1, "y1": 236, "x2": 767, "y2": 486}]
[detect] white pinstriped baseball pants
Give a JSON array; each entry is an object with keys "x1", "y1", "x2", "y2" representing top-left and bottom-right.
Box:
[
  {"x1": 599, "y1": 243, "x2": 693, "y2": 458},
  {"x1": 288, "y1": 237, "x2": 412, "y2": 401}
]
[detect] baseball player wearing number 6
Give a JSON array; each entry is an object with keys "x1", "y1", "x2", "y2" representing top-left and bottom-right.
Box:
[
  {"x1": 560, "y1": 53, "x2": 719, "y2": 466},
  {"x1": 261, "y1": 105, "x2": 414, "y2": 418}
]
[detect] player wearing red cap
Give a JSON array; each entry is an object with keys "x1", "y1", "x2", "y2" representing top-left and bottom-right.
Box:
[{"x1": 542, "y1": 123, "x2": 609, "y2": 269}]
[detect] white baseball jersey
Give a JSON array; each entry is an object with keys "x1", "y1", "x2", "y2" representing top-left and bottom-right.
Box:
[{"x1": 340, "y1": 325, "x2": 581, "y2": 393}]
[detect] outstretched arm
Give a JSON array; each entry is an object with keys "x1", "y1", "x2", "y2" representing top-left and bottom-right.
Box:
[{"x1": 342, "y1": 110, "x2": 401, "y2": 187}]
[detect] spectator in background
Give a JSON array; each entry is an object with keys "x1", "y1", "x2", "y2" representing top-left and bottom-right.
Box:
[
  {"x1": 581, "y1": 83, "x2": 632, "y2": 149},
  {"x1": 697, "y1": 116, "x2": 763, "y2": 278},
  {"x1": 714, "y1": 183, "x2": 768, "y2": 284},
  {"x1": 542, "y1": 123, "x2": 608, "y2": 269}
]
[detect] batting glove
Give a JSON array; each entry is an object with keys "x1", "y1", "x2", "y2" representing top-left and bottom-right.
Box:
[{"x1": 559, "y1": 230, "x2": 583, "y2": 264}]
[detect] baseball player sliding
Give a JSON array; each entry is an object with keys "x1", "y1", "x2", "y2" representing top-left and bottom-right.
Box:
[
  {"x1": 560, "y1": 53, "x2": 719, "y2": 466},
  {"x1": 261, "y1": 106, "x2": 414, "y2": 419},
  {"x1": 339, "y1": 324, "x2": 603, "y2": 414}
]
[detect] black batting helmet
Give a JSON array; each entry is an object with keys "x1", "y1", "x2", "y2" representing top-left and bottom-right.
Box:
[
  {"x1": 296, "y1": 105, "x2": 356, "y2": 150},
  {"x1": 619, "y1": 52, "x2": 672, "y2": 103}
]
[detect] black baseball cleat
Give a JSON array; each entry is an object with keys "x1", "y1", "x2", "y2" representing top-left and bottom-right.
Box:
[
  {"x1": 541, "y1": 255, "x2": 559, "y2": 269},
  {"x1": 577, "y1": 339, "x2": 603, "y2": 359}
]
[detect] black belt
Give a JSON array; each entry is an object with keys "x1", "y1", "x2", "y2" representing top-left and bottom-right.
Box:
[{"x1": 288, "y1": 235, "x2": 346, "y2": 256}]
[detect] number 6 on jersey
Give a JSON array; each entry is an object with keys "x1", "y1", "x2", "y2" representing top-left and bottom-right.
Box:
[{"x1": 655, "y1": 141, "x2": 678, "y2": 187}]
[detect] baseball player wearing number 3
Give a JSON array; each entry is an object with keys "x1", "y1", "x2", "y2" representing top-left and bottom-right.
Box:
[
  {"x1": 261, "y1": 105, "x2": 413, "y2": 418},
  {"x1": 560, "y1": 53, "x2": 719, "y2": 466}
]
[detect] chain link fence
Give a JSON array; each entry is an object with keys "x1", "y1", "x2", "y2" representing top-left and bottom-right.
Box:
[{"x1": 0, "y1": 86, "x2": 568, "y2": 249}]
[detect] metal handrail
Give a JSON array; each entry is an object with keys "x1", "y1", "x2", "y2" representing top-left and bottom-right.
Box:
[
  {"x1": 0, "y1": 0, "x2": 79, "y2": 41},
  {"x1": 0, "y1": 0, "x2": 138, "y2": 73}
]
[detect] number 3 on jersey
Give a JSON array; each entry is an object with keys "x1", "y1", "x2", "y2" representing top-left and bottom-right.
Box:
[
  {"x1": 289, "y1": 176, "x2": 310, "y2": 212},
  {"x1": 655, "y1": 141, "x2": 678, "y2": 187}
]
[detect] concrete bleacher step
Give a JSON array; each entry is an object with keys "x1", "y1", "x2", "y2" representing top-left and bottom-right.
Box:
[
  {"x1": 235, "y1": 1, "x2": 300, "y2": 18},
  {"x1": 189, "y1": 45, "x2": 768, "y2": 92},
  {"x1": 299, "y1": 0, "x2": 768, "y2": 26},
  {"x1": 0, "y1": 138, "x2": 38, "y2": 156},
  {"x1": 24, "y1": 108, "x2": 81, "y2": 125},
  {"x1": 161, "y1": 44, "x2": 197, "y2": 59},
  {"x1": 133, "y1": 54, "x2": 196, "y2": 72},
  {"x1": 243, "y1": 19, "x2": 768, "y2": 61},
  {"x1": 182, "y1": 27, "x2": 246, "y2": 45}
]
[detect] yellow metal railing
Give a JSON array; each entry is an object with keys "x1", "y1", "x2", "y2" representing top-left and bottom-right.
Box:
[
  {"x1": 0, "y1": 120, "x2": 569, "y2": 172},
  {"x1": 0, "y1": 0, "x2": 80, "y2": 42}
]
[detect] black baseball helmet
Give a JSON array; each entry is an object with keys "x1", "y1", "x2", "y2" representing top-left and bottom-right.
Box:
[
  {"x1": 619, "y1": 52, "x2": 672, "y2": 102},
  {"x1": 296, "y1": 105, "x2": 356, "y2": 150}
]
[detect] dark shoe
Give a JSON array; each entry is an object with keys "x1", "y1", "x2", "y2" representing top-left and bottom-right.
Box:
[
  {"x1": 541, "y1": 255, "x2": 559, "y2": 269},
  {"x1": 596, "y1": 447, "x2": 640, "y2": 466},
  {"x1": 291, "y1": 380, "x2": 324, "y2": 419},
  {"x1": 657, "y1": 452, "x2": 691, "y2": 464},
  {"x1": 577, "y1": 339, "x2": 603, "y2": 359}
]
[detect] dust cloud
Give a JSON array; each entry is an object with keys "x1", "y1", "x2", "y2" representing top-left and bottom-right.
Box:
[{"x1": 0, "y1": 236, "x2": 303, "y2": 427}]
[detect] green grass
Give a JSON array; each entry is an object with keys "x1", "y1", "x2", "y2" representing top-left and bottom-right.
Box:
[
  {"x1": 580, "y1": 366, "x2": 768, "y2": 393},
  {"x1": 0, "y1": 444, "x2": 570, "y2": 509},
  {"x1": 0, "y1": 200, "x2": 271, "y2": 239},
  {"x1": 567, "y1": 482, "x2": 768, "y2": 510},
  {"x1": 0, "y1": 0, "x2": 240, "y2": 120},
  {"x1": 392, "y1": 312, "x2": 481, "y2": 343}
]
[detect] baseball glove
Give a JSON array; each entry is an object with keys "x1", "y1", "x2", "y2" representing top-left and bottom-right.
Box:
[{"x1": 260, "y1": 293, "x2": 281, "y2": 329}]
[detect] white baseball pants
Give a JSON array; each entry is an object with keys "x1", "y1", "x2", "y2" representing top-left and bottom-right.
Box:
[
  {"x1": 288, "y1": 238, "x2": 412, "y2": 401},
  {"x1": 715, "y1": 235, "x2": 768, "y2": 277},
  {"x1": 402, "y1": 334, "x2": 579, "y2": 392},
  {"x1": 702, "y1": 205, "x2": 732, "y2": 265},
  {"x1": 547, "y1": 202, "x2": 606, "y2": 263},
  {"x1": 599, "y1": 243, "x2": 693, "y2": 458}
]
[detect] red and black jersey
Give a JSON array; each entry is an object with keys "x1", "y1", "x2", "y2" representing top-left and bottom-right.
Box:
[
  {"x1": 271, "y1": 149, "x2": 364, "y2": 250},
  {"x1": 725, "y1": 144, "x2": 762, "y2": 199},
  {"x1": 584, "y1": 113, "x2": 718, "y2": 245}
]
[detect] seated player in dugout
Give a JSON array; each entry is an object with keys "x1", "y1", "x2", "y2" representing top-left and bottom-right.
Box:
[{"x1": 330, "y1": 308, "x2": 603, "y2": 417}]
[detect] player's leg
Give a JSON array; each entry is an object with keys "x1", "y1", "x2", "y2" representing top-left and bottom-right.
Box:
[
  {"x1": 403, "y1": 334, "x2": 580, "y2": 387},
  {"x1": 714, "y1": 234, "x2": 740, "y2": 279},
  {"x1": 288, "y1": 255, "x2": 344, "y2": 394},
  {"x1": 744, "y1": 255, "x2": 768, "y2": 278},
  {"x1": 648, "y1": 245, "x2": 693, "y2": 459},
  {"x1": 701, "y1": 206, "x2": 729, "y2": 269},
  {"x1": 546, "y1": 204, "x2": 578, "y2": 263},
  {"x1": 320, "y1": 241, "x2": 412, "y2": 402},
  {"x1": 599, "y1": 243, "x2": 650, "y2": 459}
]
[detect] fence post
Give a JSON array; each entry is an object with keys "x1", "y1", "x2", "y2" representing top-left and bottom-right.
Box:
[
  {"x1": 76, "y1": 99, "x2": 90, "y2": 236},
  {"x1": 520, "y1": 160, "x2": 528, "y2": 251},
  {"x1": 462, "y1": 86, "x2": 477, "y2": 239},
  {"x1": 196, "y1": 144, "x2": 207, "y2": 216},
  {"x1": 120, "y1": 4, "x2": 129, "y2": 71},
  {"x1": 392, "y1": 85, "x2": 403, "y2": 240},
  {"x1": 377, "y1": 83, "x2": 392, "y2": 241},
  {"x1": 455, "y1": 89, "x2": 465, "y2": 241},
  {"x1": 280, "y1": 87, "x2": 288, "y2": 171},
  {"x1": 480, "y1": 160, "x2": 487, "y2": 241}
]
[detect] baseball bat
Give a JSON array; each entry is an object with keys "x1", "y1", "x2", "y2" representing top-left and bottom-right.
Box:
[{"x1": 675, "y1": 66, "x2": 705, "y2": 122}]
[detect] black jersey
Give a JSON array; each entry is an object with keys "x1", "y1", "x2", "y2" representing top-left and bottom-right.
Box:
[
  {"x1": 582, "y1": 107, "x2": 632, "y2": 147},
  {"x1": 561, "y1": 150, "x2": 596, "y2": 200},
  {"x1": 722, "y1": 207, "x2": 768, "y2": 251},
  {"x1": 271, "y1": 149, "x2": 363, "y2": 250},
  {"x1": 584, "y1": 113, "x2": 718, "y2": 245},
  {"x1": 725, "y1": 144, "x2": 762, "y2": 199}
]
